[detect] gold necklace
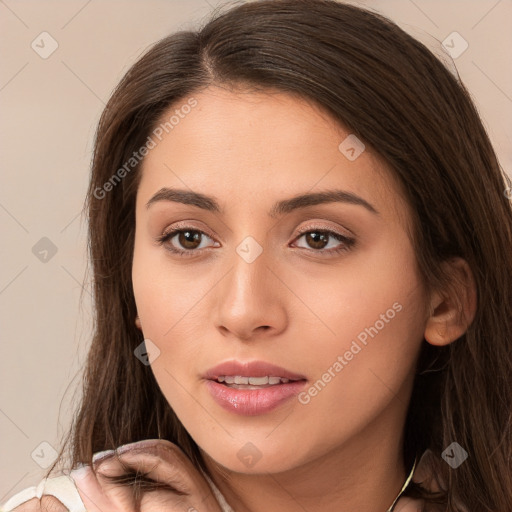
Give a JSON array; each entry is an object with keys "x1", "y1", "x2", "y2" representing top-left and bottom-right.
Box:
[{"x1": 386, "y1": 456, "x2": 418, "y2": 512}]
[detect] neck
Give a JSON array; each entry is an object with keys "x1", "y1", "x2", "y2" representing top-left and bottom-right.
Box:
[{"x1": 202, "y1": 405, "x2": 409, "y2": 512}]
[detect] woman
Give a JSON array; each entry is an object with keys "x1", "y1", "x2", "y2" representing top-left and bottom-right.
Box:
[{"x1": 2, "y1": 0, "x2": 511, "y2": 511}]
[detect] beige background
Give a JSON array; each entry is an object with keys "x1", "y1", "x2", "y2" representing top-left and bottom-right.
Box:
[{"x1": 1, "y1": 0, "x2": 511, "y2": 501}]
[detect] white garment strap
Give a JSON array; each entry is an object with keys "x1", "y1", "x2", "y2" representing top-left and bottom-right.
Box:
[{"x1": 1, "y1": 475, "x2": 86, "y2": 512}]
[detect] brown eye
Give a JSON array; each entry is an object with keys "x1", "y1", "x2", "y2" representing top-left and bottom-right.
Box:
[
  {"x1": 176, "y1": 230, "x2": 202, "y2": 250},
  {"x1": 156, "y1": 227, "x2": 219, "y2": 257},
  {"x1": 303, "y1": 231, "x2": 329, "y2": 250},
  {"x1": 293, "y1": 229, "x2": 355, "y2": 255}
]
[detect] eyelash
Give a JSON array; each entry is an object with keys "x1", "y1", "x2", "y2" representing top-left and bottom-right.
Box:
[{"x1": 155, "y1": 225, "x2": 355, "y2": 258}]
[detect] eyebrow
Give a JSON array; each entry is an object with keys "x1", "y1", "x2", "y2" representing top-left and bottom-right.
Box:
[{"x1": 145, "y1": 187, "x2": 379, "y2": 216}]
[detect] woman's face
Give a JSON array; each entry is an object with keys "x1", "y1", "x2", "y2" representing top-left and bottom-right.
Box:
[{"x1": 132, "y1": 86, "x2": 428, "y2": 474}]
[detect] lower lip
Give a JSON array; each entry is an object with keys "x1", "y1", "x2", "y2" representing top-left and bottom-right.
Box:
[{"x1": 205, "y1": 379, "x2": 308, "y2": 416}]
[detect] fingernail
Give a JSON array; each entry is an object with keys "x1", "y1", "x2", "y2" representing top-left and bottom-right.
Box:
[
  {"x1": 92, "y1": 449, "x2": 115, "y2": 463},
  {"x1": 116, "y1": 439, "x2": 159, "y2": 455}
]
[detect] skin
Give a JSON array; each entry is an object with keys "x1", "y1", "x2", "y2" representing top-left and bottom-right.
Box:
[
  {"x1": 127, "y1": 85, "x2": 476, "y2": 512},
  {"x1": 8, "y1": 86, "x2": 475, "y2": 512}
]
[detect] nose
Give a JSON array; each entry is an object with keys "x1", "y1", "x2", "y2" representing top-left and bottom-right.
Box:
[{"x1": 213, "y1": 245, "x2": 288, "y2": 342}]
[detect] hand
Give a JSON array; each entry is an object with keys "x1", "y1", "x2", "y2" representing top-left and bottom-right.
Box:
[
  {"x1": 70, "y1": 438, "x2": 224, "y2": 512},
  {"x1": 392, "y1": 449, "x2": 446, "y2": 512}
]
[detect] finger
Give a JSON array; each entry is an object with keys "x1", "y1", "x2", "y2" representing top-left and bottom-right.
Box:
[
  {"x1": 71, "y1": 441, "x2": 194, "y2": 512},
  {"x1": 97, "y1": 439, "x2": 223, "y2": 512},
  {"x1": 40, "y1": 495, "x2": 70, "y2": 512},
  {"x1": 70, "y1": 465, "x2": 129, "y2": 512},
  {"x1": 118, "y1": 439, "x2": 223, "y2": 508},
  {"x1": 71, "y1": 439, "x2": 223, "y2": 512},
  {"x1": 9, "y1": 495, "x2": 74, "y2": 512},
  {"x1": 411, "y1": 450, "x2": 444, "y2": 493},
  {"x1": 108, "y1": 439, "x2": 198, "y2": 494},
  {"x1": 393, "y1": 495, "x2": 425, "y2": 512},
  {"x1": 69, "y1": 441, "x2": 170, "y2": 512}
]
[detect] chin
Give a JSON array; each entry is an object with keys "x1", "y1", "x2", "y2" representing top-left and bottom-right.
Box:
[{"x1": 199, "y1": 440, "x2": 304, "y2": 475}]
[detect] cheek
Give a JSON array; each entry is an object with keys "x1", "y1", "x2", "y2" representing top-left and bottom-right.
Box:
[
  {"x1": 131, "y1": 272, "x2": 204, "y2": 415},
  {"x1": 294, "y1": 239, "x2": 425, "y2": 422},
  {"x1": 131, "y1": 241, "x2": 213, "y2": 398},
  {"x1": 132, "y1": 268, "x2": 208, "y2": 359},
  {"x1": 291, "y1": 232, "x2": 424, "y2": 354},
  {"x1": 132, "y1": 234, "x2": 208, "y2": 336}
]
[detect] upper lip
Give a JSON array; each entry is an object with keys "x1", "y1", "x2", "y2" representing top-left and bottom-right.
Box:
[{"x1": 204, "y1": 360, "x2": 307, "y2": 381}]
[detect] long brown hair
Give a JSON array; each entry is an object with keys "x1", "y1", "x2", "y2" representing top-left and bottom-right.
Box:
[{"x1": 47, "y1": 1, "x2": 512, "y2": 510}]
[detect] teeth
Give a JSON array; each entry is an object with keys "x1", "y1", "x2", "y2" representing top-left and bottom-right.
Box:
[
  {"x1": 249, "y1": 376, "x2": 269, "y2": 385},
  {"x1": 216, "y1": 375, "x2": 292, "y2": 385}
]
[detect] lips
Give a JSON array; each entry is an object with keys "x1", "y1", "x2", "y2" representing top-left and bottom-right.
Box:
[{"x1": 203, "y1": 360, "x2": 308, "y2": 415}]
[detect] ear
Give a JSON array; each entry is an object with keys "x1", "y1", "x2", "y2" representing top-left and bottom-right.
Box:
[
  {"x1": 135, "y1": 315, "x2": 142, "y2": 330},
  {"x1": 424, "y1": 257, "x2": 477, "y2": 346}
]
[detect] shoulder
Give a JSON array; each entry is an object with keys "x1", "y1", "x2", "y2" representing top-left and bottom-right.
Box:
[{"x1": 0, "y1": 475, "x2": 86, "y2": 512}]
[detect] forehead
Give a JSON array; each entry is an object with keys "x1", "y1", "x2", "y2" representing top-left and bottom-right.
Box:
[{"x1": 137, "y1": 86, "x2": 409, "y2": 227}]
